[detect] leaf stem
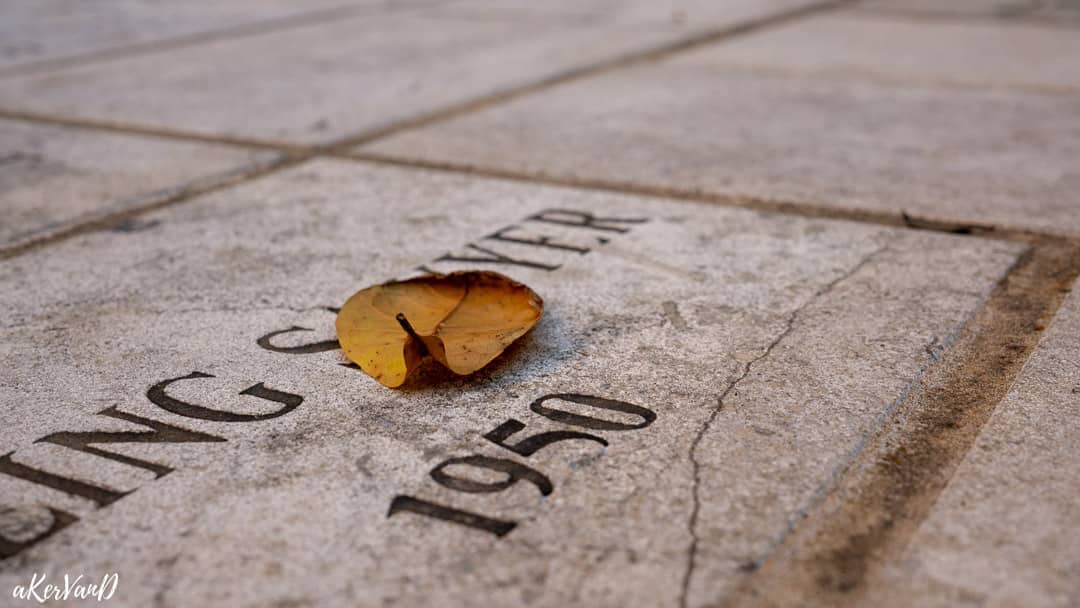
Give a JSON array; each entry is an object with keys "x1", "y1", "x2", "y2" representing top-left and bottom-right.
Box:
[{"x1": 396, "y1": 313, "x2": 429, "y2": 356}]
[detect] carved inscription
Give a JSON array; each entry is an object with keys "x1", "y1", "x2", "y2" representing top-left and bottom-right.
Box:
[
  {"x1": 0, "y1": 376, "x2": 303, "y2": 559},
  {"x1": 389, "y1": 394, "x2": 657, "y2": 537},
  {"x1": 0, "y1": 207, "x2": 650, "y2": 559},
  {"x1": 417, "y1": 208, "x2": 647, "y2": 274}
]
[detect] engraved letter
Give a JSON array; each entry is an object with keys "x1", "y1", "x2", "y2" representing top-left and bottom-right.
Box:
[
  {"x1": 36, "y1": 406, "x2": 226, "y2": 478},
  {"x1": 388, "y1": 495, "x2": 516, "y2": 537},
  {"x1": 527, "y1": 209, "x2": 648, "y2": 234},
  {"x1": 256, "y1": 326, "x2": 339, "y2": 355},
  {"x1": 147, "y1": 372, "x2": 303, "y2": 422},
  {"x1": 434, "y1": 244, "x2": 559, "y2": 271},
  {"x1": 430, "y1": 455, "x2": 553, "y2": 496},
  {"x1": 0, "y1": 453, "x2": 127, "y2": 507},
  {"x1": 484, "y1": 226, "x2": 589, "y2": 254},
  {"x1": 0, "y1": 506, "x2": 78, "y2": 559},
  {"x1": 483, "y1": 419, "x2": 607, "y2": 457},
  {"x1": 530, "y1": 394, "x2": 657, "y2": 430}
]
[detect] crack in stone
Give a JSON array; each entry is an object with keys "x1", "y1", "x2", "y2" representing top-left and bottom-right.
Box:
[
  {"x1": 712, "y1": 241, "x2": 1080, "y2": 606},
  {"x1": 677, "y1": 242, "x2": 889, "y2": 608}
]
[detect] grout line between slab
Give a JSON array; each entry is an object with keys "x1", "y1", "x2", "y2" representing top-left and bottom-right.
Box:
[
  {"x1": 682, "y1": 60, "x2": 1080, "y2": 97},
  {"x1": 0, "y1": 0, "x2": 855, "y2": 153},
  {"x1": 851, "y1": 5, "x2": 1080, "y2": 29},
  {"x1": 0, "y1": 2, "x2": 441, "y2": 79},
  {"x1": 0, "y1": 151, "x2": 312, "y2": 262},
  {"x1": 318, "y1": 0, "x2": 856, "y2": 151},
  {"x1": 0, "y1": 109, "x2": 303, "y2": 153},
  {"x1": 4, "y1": 127, "x2": 1077, "y2": 264},
  {"x1": 716, "y1": 238, "x2": 1080, "y2": 608},
  {"x1": 338, "y1": 151, "x2": 1061, "y2": 243}
]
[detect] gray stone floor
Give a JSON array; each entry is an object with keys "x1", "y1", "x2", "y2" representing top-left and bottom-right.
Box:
[{"x1": 0, "y1": 2, "x2": 1077, "y2": 607}]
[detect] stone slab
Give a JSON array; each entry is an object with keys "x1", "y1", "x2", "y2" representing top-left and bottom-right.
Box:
[
  {"x1": 435, "y1": 0, "x2": 823, "y2": 30},
  {"x1": 0, "y1": 0, "x2": 430, "y2": 73},
  {"x1": 359, "y1": 56, "x2": 1080, "y2": 238},
  {"x1": 0, "y1": 11, "x2": 697, "y2": 145},
  {"x1": 0, "y1": 159, "x2": 1021, "y2": 606},
  {"x1": 673, "y1": 12, "x2": 1080, "y2": 91},
  {"x1": 0, "y1": 118, "x2": 279, "y2": 250},
  {"x1": 857, "y1": 286, "x2": 1080, "y2": 608}
]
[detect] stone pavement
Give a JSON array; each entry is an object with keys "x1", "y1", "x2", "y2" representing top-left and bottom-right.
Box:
[{"x1": 0, "y1": 2, "x2": 1077, "y2": 607}]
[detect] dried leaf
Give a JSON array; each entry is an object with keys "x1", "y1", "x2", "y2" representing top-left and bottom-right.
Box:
[{"x1": 336, "y1": 271, "x2": 543, "y2": 387}]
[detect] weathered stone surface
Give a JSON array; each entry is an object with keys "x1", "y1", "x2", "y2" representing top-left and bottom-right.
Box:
[
  {"x1": 0, "y1": 118, "x2": 279, "y2": 250},
  {"x1": 857, "y1": 0, "x2": 1080, "y2": 24},
  {"x1": 857, "y1": 287, "x2": 1080, "y2": 608},
  {"x1": 856, "y1": 0, "x2": 1039, "y2": 17},
  {"x1": 0, "y1": 11, "x2": 698, "y2": 145},
  {"x1": 0, "y1": 0, "x2": 426, "y2": 73},
  {"x1": 436, "y1": 0, "x2": 823, "y2": 29},
  {"x1": 671, "y1": 12, "x2": 1080, "y2": 91},
  {"x1": 0, "y1": 159, "x2": 1020, "y2": 606},
  {"x1": 1031, "y1": 0, "x2": 1080, "y2": 20},
  {"x1": 360, "y1": 55, "x2": 1080, "y2": 237}
]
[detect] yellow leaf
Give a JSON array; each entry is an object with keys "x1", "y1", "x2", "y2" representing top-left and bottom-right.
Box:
[{"x1": 336, "y1": 271, "x2": 543, "y2": 387}]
